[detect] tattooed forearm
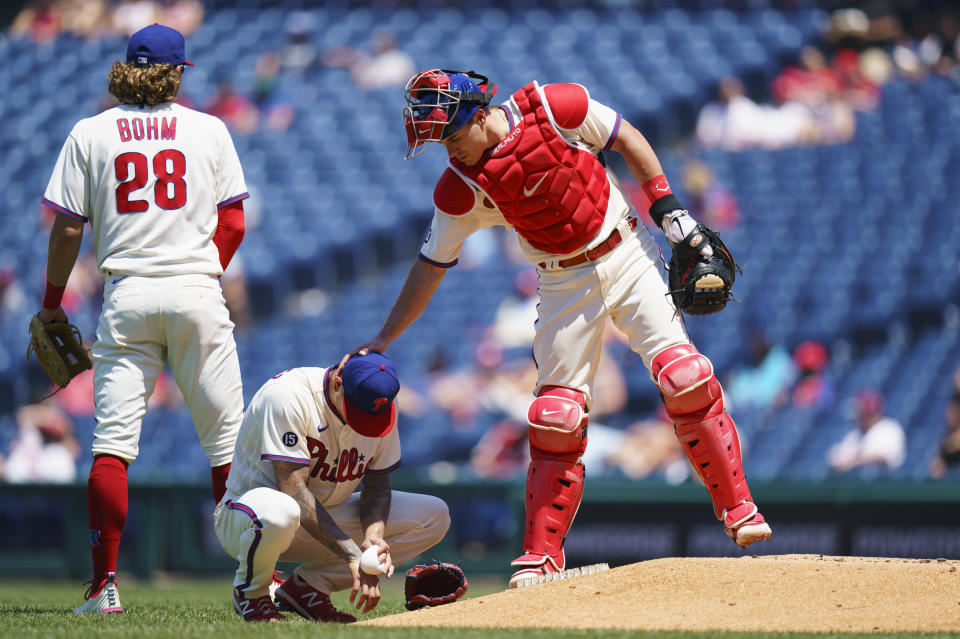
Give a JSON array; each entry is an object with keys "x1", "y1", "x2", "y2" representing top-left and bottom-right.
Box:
[
  {"x1": 272, "y1": 459, "x2": 362, "y2": 562},
  {"x1": 359, "y1": 473, "x2": 392, "y2": 533}
]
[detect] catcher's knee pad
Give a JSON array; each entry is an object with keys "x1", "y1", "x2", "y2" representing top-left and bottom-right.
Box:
[
  {"x1": 652, "y1": 344, "x2": 723, "y2": 423},
  {"x1": 521, "y1": 458, "x2": 585, "y2": 558},
  {"x1": 527, "y1": 386, "x2": 588, "y2": 458}
]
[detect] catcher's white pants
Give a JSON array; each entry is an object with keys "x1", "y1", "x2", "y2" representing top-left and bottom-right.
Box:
[
  {"x1": 214, "y1": 488, "x2": 450, "y2": 597},
  {"x1": 534, "y1": 225, "x2": 690, "y2": 409},
  {"x1": 91, "y1": 273, "x2": 243, "y2": 466}
]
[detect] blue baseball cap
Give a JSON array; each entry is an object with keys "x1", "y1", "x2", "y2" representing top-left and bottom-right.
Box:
[
  {"x1": 438, "y1": 73, "x2": 484, "y2": 136},
  {"x1": 126, "y1": 24, "x2": 194, "y2": 67},
  {"x1": 341, "y1": 352, "x2": 400, "y2": 437}
]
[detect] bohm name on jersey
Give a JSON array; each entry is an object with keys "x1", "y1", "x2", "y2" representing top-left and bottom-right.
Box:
[{"x1": 116, "y1": 116, "x2": 177, "y2": 142}]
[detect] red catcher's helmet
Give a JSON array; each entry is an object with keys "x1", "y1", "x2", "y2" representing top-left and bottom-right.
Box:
[{"x1": 402, "y1": 69, "x2": 497, "y2": 159}]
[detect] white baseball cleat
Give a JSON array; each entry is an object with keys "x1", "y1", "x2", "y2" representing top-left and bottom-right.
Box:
[
  {"x1": 723, "y1": 500, "x2": 772, "y2": 549},
  {"x1": 73, "y1": 572, "x2": 123, "y2": 614}
]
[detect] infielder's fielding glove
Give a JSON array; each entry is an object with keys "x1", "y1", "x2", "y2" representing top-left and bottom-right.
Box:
[
  {"x1": 27, "y1": 314, "x2": 92, "y2": 388},
  {"x1": 404, "y1": 561, "x2": 468, "y2": 610},
  {"x1": 668, "y1": 223, "x2": 738, "y2": 316}
]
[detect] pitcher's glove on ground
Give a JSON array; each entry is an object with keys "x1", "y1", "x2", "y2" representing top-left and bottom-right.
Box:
[
  {"x1": 404, "y1": 561, "x2": 468, "y2": 610},
  {"x1": 27, "y1": 314, "x2": 92, "y2": 388},
  {"x1": 667, "y1": 222, "x2": 738, "y2": 316}
]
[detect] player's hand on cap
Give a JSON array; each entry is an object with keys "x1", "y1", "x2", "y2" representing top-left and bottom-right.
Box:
[
  {"x1": 661, "y1": 210, "x2": 714, "y2": 258},
  {"x1": 337, "y1": 338, "x2": 390, "y2": 375}
]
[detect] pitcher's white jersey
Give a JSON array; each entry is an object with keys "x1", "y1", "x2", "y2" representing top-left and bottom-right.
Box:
[
  {"x1": 42, "y1": 102, "x2": 248, "y2": 276},
  {"x1": 226, "y1": 367, "x2": 402, "y2": 508}
]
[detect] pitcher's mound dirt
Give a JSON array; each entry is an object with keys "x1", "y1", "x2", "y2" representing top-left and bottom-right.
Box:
[{"x1": 363, "y1": 554, "x2": 960, "y2": 632}]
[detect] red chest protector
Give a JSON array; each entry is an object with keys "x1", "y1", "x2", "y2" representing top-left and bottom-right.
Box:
[{"x1": 451, "y1": 83, "x2": 609, "y2": 255}]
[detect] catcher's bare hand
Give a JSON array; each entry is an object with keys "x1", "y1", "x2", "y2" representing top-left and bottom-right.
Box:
[
  {"x1": 38, "y1": 307, "x2": 67, "y2": 324},
  {"x1": 338, "y1": 338, "x2": 390, "y2": 374},
  {"x1": 348, "y1": 558, "x2": 382, "y2": 613}
]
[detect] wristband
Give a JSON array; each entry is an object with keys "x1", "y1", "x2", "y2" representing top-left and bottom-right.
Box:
[
  {"x1": 641, "y1": 174, "x2": 672, "y2": 202},
  {"x1": 42, "y1": 281, "x2": 65, "y2": 310}
]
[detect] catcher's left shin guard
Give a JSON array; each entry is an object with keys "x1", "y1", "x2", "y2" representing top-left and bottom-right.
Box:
[
  {"x1": 511, "y1": 387, "x2": 587, "y2": 586},
  {"x1": 652, "y1": 345, "x2": 769, "y2": 546}
]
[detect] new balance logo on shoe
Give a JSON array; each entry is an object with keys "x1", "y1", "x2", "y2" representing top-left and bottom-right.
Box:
[{"x1": 233, "y1": 588, "x2": 284, "y2": 623}]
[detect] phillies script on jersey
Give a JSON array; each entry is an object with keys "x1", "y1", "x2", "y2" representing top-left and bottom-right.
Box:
[{"x1": 307, "y1": 437, "x2": 368, "y2": 482}]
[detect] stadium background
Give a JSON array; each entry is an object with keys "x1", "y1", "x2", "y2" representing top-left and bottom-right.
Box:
[{"x1": 1, "y1": 0, "x2": 959, "y2": 581}]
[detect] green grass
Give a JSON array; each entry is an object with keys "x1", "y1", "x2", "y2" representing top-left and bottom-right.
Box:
[{"x1": 0, "y1": 580, "x2": 955, "y2": 639}]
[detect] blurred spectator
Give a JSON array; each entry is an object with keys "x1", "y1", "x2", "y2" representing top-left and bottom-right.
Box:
[
  {"x1": 469, "y1": 418, "x2": 528, "y2": 479},
  {"x1": 725, "y1": 328, "x2": 794, "y2": 411},
  {"x1": 827, "y1": 389, "x2": 906, "y2": 474},
  {"x1": 10, "y1": 0, "x2": 62, "y2": 43},
  {"x1": 280, "y1": 10, "x2": 319, "y2": 73},
  {"x1": 930, "y1": 368, "x2": 960, "y2": 479},
  {"x1": 111, "y1": 0, "x2": 161, "y2": 37},
  {"x1": 832, "y1": 48, "x2": 883, "y2": 111},
  {"x1": 251, "y1": 51, "x2": 295, "y2": 132},
  {"x1": 490, "y1": 268, "x2": 538, "y2": 349},
  {"x1": 695, "y1": 76, "x2": 767, "y2": 151},
  {"x1": 323, "y1": 30, "x2": 415, "y2": 89},
  {"x1": 60, "y1": 0, "x2": 111, "y2": 40},
  {"x1": 203, "y1": 80, "x2": 258, "y2": 134},
  {"x1": 602, "y1": 407, "x2": 690, "y2": 484},
  {"x1": 790, "y1": 339, "x2": 834, "y2": 409},
  {"x1": 158, "y1": 0, "x2": 203, "y2": 36},
  {"x1": 681, "y1": 160, "x2": 740, "y2": 231},
  {"x1": 2, "y1": 403, "x2": 79, "y2": 483},
  {"x1": 0, "y1": 266, "x2": 27, "y2": 316},
  {"x1": 772, "y1": 46, "x2": 844, "y2": 107}
]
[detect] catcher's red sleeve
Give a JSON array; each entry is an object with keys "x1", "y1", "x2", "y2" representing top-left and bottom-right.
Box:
[{"x1": 213, "y1": 201, "x2": 245, "y2": 270}]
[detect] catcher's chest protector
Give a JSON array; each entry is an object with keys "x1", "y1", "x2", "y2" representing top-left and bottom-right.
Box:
[{"x1": 451, "y1": 82, "x2": 609, "y2": 255}]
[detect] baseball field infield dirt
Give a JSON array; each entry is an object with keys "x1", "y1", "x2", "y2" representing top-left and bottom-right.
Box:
[{"x1": 362, "y1": 554, "x2": 960, "y2": 632}]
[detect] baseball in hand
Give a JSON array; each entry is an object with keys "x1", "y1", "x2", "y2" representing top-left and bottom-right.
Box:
[{"x1": 359, "y1": 546, "x2": 387, "y2": 576}]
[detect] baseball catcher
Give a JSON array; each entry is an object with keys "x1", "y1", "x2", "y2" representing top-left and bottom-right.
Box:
[
  {"x1": 404, "y1": 561, "x2": 468, "y2": 610},
  {"x1": 664, "y1": 216, "x2": 738, "y2": 316},
  {"x1": 27, "y1": 313, "x2": 92, "y2": 389}
]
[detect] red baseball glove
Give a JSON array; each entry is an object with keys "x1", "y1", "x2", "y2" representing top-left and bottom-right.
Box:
[{"x1": 404, "y1": 561, "x2": 468, "y2": 610}]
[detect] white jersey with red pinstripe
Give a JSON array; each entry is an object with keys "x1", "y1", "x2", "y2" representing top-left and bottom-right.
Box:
[
  {"x1": 420, "y1": 82, "x2": 646, "y2": 268},
  {"x1": 225, "y1": 367, "x2": 402, "y2": 509},
  {"x1": 42, "y1": 101, "x2": 248, "y2": 277}
]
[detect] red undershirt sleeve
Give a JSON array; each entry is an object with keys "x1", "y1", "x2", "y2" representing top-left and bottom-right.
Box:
[{"x1": 213, "y1": 201, "x2": 245, "y2": 271}]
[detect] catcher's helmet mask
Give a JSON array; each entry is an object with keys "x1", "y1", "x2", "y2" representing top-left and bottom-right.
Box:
[{"x1": 403, "y1": 69, "x2": 496, "y2": 159}]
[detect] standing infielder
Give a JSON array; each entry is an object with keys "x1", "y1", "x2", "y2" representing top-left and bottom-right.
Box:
[
  {"x1": 38, "y1": 25, "x2": 248, "y2": 613},
  {"x1": 348, "y1": 69, "x2": 772, "y2": 587},
  {"x1": 215, "y1": 353, "x2": 450, "y2": 622}
]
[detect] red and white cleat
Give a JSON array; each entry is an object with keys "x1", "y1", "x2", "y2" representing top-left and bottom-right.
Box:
[
  {"x1": 508, "y1": 551, "x2": 565, "y2": 589},
  {"x1": 232, "y1": 588, "x2": 284, "y2": 622},
  {"x1": 723, "y1": 500, "x2": 772, "y2": 549},
  {"x1": 73, "y1": 572, "x2": 123, "y2": 614},
  {"x1": 274, "y1": 573, "x2": 356, "y2": 623}
]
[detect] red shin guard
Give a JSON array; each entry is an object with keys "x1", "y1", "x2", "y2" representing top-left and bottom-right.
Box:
[
  {"x1": 674, "y1": 412, "x2": 752, "y2": 519},
  {"x1": 519, "y1": 458, "x2": 585, "y2": 558}
]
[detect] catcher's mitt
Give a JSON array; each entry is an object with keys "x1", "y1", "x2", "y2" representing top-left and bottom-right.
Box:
[
  {"x1": 668, "y1": 223, "x2": 738, "y2": 316},
  {"x1": 27, "y1": 314, "x2": 92, "y2": 388},
  {"x1": 404, "y1": 561, "x2": 468, "y2": 610}
]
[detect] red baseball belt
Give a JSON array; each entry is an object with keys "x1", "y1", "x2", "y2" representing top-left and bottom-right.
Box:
[{"x1": 538, "y1": 217, "x2": 638, "y2": 270}]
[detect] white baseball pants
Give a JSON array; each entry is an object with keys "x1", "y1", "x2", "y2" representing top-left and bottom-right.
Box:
[
  {"x1": 214, "y1": 488, "x2": 451, "y2": 597},
  {"x1": 534, "y1": 226, "x2": 690, "y2": 409},
  {"x1": 91, "y1": 273, "x2": 243, "y2": 466}
]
